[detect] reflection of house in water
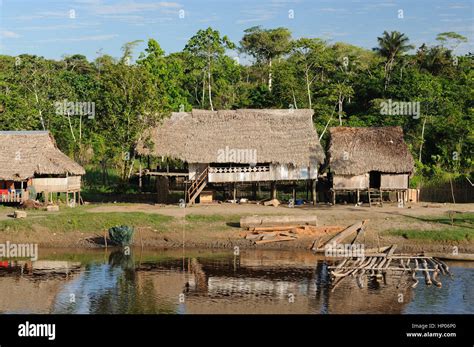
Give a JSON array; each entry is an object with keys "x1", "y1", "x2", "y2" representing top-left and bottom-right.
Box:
[
  {"x1": 136, "y1": 254, "x2": 320, "y2": 314},
  {"x1": 0, "y1": 277, "x2": 65, "y2": 313},
  {"x1": 0, "y1": 260, "x2": 81, "y2": 313},
  {"x1": 0, "y1": 252, "x2": 419, "y2": 314}
]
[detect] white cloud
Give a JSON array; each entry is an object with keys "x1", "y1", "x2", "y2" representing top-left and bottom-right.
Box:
[
  {"x1": 1, "y1": 30, "x2": 21, "y2": 38},
  {"x1": 39, "y1": 34, "x2": 118, "y2": 43},
  {"x1": 17, "y1": 22, "x2": 99, "y2": 31},
  {"x1": 92, "y1": 1, "x2": 180, "y2": 15}
]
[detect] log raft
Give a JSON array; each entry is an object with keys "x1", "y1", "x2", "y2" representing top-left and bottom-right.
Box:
[{"x1": 327, "y1": 247, "x2": 452, "y2": 291}]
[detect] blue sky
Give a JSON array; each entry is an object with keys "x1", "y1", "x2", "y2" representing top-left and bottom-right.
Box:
[{"x1": 0, "y1": 0, "x2": 473, "y2": 61}]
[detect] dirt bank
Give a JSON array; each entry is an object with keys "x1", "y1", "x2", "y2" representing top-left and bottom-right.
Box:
[{"x1": 0, "y1": 202, "x2": 472, "y2": 254}]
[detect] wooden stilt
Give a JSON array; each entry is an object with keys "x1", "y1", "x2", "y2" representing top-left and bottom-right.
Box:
[
  {"x1": 271, "y1": 181, "x2": 277, "y2": 200},
  {"x1": 311, "y1": 179, "x2": 317, "y2": 206}
]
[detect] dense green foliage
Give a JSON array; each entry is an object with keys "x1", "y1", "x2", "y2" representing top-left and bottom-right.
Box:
[{"x1": 0, "y1": 27, "x2": 472, "y2": 190}]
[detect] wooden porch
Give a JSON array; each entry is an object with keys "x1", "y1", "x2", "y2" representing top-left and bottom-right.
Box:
[{"x1": 0, "y1": 189, "x2": 29, "y2": 203}]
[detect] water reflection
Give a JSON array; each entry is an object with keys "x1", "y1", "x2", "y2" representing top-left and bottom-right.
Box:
[{"x1": 0, "y1": 249, "x2": 472, "y2": 314}]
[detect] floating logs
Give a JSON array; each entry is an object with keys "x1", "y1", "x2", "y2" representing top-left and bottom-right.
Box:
[{"x1": 327, "y1": 245, "x2": 451, "y2": 291}]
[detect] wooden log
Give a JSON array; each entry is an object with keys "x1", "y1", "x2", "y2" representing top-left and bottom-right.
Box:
[
  {"x1": 432, "y1": 267, "x2": 442, "y2": 288},
  {"x1": 14, "y1": 210, "x2": 27, "y2": 219},
  {"x1": 254, "y1": 236, "x2": 297, "y2": 244},
  {"x1": 424, "y1": 252, "x2": 474, "y2": 262},
  {"x1": 251, "y1": 225, "x2": 300, "y2": 232},
  {"x1": 422, "y1": 260, "x2": 432, "y2": 285},
  {"x1": 240, "y1": 215, "x2": 318, "y2": 228},
  {"x1": 411, "y1": 269, "x2": 419, "y2": 288},
  {"x1": 323, "y1": 220, "x2": 368, "y2": 246}
]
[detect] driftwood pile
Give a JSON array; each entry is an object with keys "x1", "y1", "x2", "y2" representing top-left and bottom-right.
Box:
[
  {"x1": 240, "y1": 215, "x2": 338, "y2": 245},
  {"x1": 241, "y1": 225, "x2": 345, "y2": 245}
]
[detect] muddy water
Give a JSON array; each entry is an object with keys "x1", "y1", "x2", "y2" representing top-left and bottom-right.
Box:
[{"x1": 0, "y1": 248, "x2": 472, "y2": 314}]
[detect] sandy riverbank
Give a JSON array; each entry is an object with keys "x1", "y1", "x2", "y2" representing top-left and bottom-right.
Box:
[{"x1": 0, "y1": 202, "x2": 472, "y2": 254}]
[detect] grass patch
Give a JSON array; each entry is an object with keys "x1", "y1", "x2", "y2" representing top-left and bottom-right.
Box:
[
  {"x1": 427, "y1": 212, "x2": 474, "y2": 228},
  {"x1": 385, "y1": 228, "x2": 473, "y2": 242},
  {"x1": 0, "y1": 206, "x2": 173, "y2": 234},
  {"x1": 185, "y1": 214, "x2": 228, "y2": 223},
  {"x1": 408, "y1": 212, "x2": 474, "y2": 229},
  {"x1": 183, "y1": 214, "x2": 241, "y2": 231}
]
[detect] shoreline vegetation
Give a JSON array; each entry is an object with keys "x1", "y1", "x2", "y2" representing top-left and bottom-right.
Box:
[{"x1": 0, "y1": 203, "x2": 472, "y2": 254}]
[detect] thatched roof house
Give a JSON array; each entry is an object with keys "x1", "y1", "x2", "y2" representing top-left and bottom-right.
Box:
[
  {"x1": 327, "y1": 126, "x2": 415, "y2": 196},
  {"x1": 137, "y1": 109, "x2": 325, "y2": 168},
  {"x1": 137, "y1": 109, "x2": 325, "y2": 204},
  {"x1": 0, "y1": 131, "x2": 85, "y2": 181},
  {"x1": 0, "y1": 131, "x2": 85, "y2": 203},
  {"x1": 328, "y1": 126, "x2": 414, "y2": 176}
]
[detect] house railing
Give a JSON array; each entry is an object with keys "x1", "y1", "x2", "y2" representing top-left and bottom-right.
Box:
[
  {"x1": 0, "y1": 189, "x2": 29, "y2": 203},
  {"x1": 208, "y1": 166, "x2": 270, "y2": 174}
]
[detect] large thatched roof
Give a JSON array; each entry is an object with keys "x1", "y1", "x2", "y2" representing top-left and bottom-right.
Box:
[
  {"x1": 0, "y1": 131, "x2": 85, "y2": 181},
  {"x1": 136, "y1": 109, "x2": 325, "y2": 167},
  {"x1": 328, "y1": 126, "x2": 415, "y2": 175}
]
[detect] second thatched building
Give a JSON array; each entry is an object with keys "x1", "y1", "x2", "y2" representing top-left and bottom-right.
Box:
[{"x1": 326, "y1": 126, "x2": 415, "y2": 205}]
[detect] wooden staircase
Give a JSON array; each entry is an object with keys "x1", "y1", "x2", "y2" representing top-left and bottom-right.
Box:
[
  {"x1": 368, "y1": 188, "x2": 383, "y2": 207},
  {"x1": 186, "y1": 167, "x2": 208, "y2": 206}
]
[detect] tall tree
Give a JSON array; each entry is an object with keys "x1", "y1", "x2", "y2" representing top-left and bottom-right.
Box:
[
  {"x1": 290, "y1": 38, "x2": 331, "y2": 109},
  {"x1": 240, "y1": 26, "x2": 291, "y2": 91},
  {"x1": 184, "y1": 27, "x2": 235, "y2": 111},
  {"x1": 374, "y1": 31, "x2": 414, "y2": 90}
]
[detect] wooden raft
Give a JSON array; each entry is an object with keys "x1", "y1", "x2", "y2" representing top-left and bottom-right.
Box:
[{"x1": 328, "y1": 245, "x2": 452, "y2": 292}]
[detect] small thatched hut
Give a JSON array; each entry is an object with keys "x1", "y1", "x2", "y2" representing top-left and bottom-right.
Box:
[
  {"x1": 137, "y1": 109, "x2": 325, "y2": 204},
  {"x1": 0, "y1": 131, "x2": 85, "y2": 204},
  {"x1": 327, "y1": 126, "x2": 414, "y2": 205}
]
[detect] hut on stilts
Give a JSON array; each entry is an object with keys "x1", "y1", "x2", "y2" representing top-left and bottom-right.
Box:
[
  {"x1": 136, "y1": 109, "x2": 325, "y2": 205},
  {"x1": 326, "y1": 126, "x2": 415, "y2": 206},
  {"x1": 0, "y1": 131, "x2": 85, "y2": 205}
]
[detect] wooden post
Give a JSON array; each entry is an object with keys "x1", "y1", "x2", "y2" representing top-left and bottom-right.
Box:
[
  {"x1": 292, "y1": 184, "x2": 296, "y2": 202},
  {"x1": 271, "y1": 181, "x2": 277, "y2": 200},
  {"x1": 311, "y1": 179, "x2": 317, "y2": 206},
  {"x1": 139, "y1": 162, "x2": 142, "y2": 191},
  {"x1": 332, "y1": 190, "x2": 336, "y2": 205},
  {"x1": 233, "y1": 183, "x2": 237, "y2": 202},
  {"x1": 356, "y1": 189, "x2": 360, "y2": 204},
  {"x1": 306, "y1": 180, "x2": 309, "y2": 200}
]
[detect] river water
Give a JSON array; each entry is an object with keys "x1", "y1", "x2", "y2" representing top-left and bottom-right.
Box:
[{"x1": 0, "y1": 248, "x2": 472, "y2": 314}]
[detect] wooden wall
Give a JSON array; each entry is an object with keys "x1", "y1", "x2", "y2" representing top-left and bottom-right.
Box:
[
  {"x1": 32, "y1": 176, "x2": 82, "y2": 193},
  {"x1": 333, "y1": 174, "x2": 369, "y2": 190},
  {"x1": 201, "y1": 163, "x2": 318, "y2": 183},
  {"x1": 381, "y1": 174, "x2": 408, "y2": 189}
]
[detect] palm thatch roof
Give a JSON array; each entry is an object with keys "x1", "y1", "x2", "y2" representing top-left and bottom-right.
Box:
[
  {"x1": 136, "y1": 109, "x2": 325, "y2": 167},
  {"x1": 0, "y1": 131, "x2": 85, "y2": 181},
  {"x1": 328, "y1": 126, "x2": 415, "y2": 175}
]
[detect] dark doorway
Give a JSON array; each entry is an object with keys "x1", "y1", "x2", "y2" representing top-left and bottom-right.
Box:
[{"x1": 369, "y1": 171, "x2": 381, "y2": 189}]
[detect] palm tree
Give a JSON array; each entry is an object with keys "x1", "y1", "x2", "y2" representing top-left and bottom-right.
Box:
[{"x1": 374, "y1": 31, "x2": 414, "y2": 89}]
